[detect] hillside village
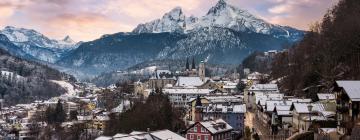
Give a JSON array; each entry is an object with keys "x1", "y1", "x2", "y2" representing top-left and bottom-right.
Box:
[
  {"x1": 0, "y1": 0, "x2": 358, "y2": 139},
  {"x1": 0, "y1": 58, "x2": 358, "y2": 140}
]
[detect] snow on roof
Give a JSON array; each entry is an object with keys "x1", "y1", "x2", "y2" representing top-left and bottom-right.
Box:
[
  {"x1": 319, "y1": 128, "x2": 337, "y2": 134},
  {"x1": 204, "y1": 104, "x2": 246, "y2": 113},
  {"x1": 163, "y1": 88, "x2": 210, "y2": 94},
  {"x1": 129, "y1": 131, "x2": 145, "y2": 135},
  {"x1": 266, "y1": 100, "x2": 291, "y2": 112},
  {"x1": 317, "y1": 93, "x2": 335, "y2": 100},
  {"x1": 176, "y1": 77, "x2": 204, "y2": 87},
  {"x1": 302, "y1": 115, "x2": 327, "y2": 121},
  {"x1": 101, "y1": 129, "x2": 185, "y2": 140},
  {"x1": 113, "y1": 133, "x2": 129, "y2": 138},
  {"x1": 336, "y1": 81, "x2": 360, "y2": 101},
  {"x1": 248, "y1": 84, "x2": 278, "y2": 91},
  {"x1": 293, "y1": 103, "x2": 325, "y2": 114},
  {"x1": 203, "y1": 95, "x2": 242, "y2": 103},
  {"x1": 150, "y1": 129, "x2": 186, "y2": 140},
  {"x1": 200, "y1": 119, "x2": 233, "y2": 134},
  {"x1": 288, "y1": 98, "x2": 312, "y2": 103}
]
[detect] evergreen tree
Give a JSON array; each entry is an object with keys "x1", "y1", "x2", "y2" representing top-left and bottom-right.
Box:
[
  {"x1": 192, "y1": 57, "x2": 196, "y2": 69},
  {"x1": 55, "y1": 100, "x2": 66, "y2": 123}
]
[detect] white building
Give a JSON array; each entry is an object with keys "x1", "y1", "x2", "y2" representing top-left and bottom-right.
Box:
[{"x1": 163, "y1": 88, "x2": 211, "y2": 107}]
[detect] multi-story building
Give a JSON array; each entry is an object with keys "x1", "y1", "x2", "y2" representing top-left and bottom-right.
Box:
[
  {"x1": 185, "y1": 119, "x2": 233, "y2": 140},
  {"x1": 147, "y1": 69, "x2": 176, "y2": 89},
  {"x1": 334, "y1": 80, "x2": 360, "y2": 136},
  {"x1": 202, "y1": 103, "x2": 246, "y2": 135},
  {"x1": 163, "y1": 88, "x2": 210, "y2": 108},
  {"x1": 187, "y1": 95, "x2": 243, "y2": 121}
]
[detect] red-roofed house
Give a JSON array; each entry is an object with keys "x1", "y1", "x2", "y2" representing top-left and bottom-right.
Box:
[{"x1": 185, "y1": 119, "x2": 233, "y2": 140}]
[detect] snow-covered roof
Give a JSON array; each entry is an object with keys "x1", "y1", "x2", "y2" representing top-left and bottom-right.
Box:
[
  {"x1": 95, "y1": 136, "x2": 112, "y2": 140},
  {"x1": 150, "y1": 129, "x2": 186, "y2": 140},
  {"x1": 248, "y1": 84, "x2": 278, "y2": 92},
  {"x1": 288, "y1": 98, "x2": 312, "y2": 103},
  {"x1": 317, "y1": 93, "x2": 335, "y2": 100},
  {"x1": 193, "y1": 95, "x2": 242, "y2": 104},
  {"x1": 293, "y1": 103, "x2": 325, "y2": 114},
  {"x1": 100, "y1": 129, "x2": 185, "y2": 140},
  {"x1": 163, "y1": 88, "x2": 210, "y2": 94},
  {"x1": 204, "y1": 104, "x2": 246, "y2": 113},
  {"x1": 319, "y1": 128, "x2": 337, "y2": 134},
  {"x1": 176, "y1": 77, "x2": 204, "y2": 87},
  {"x1": 266, "y1": 101, "x2": 291, "y2": 112},
  {"x1": 199, "y1": 119, "x2": 233, "y2": 134},
  {"x1": 336, "y1": 81, "x2": 360, "y2": 101}
]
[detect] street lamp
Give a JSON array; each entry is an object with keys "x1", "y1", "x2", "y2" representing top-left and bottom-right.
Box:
[{"x1": 307, "y1": 104, "x2": 313, "y2": 131}]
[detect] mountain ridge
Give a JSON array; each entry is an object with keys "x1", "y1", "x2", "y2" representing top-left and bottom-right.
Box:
[
  {"x1": 0, "y1": 26, "x2": 81, "y2": 63},
  {"x1": 57, "y1": 0, "x2": 304, "y2": 79},
  {"x1": 132, "y1": 0, "x2": 304, "y2": 41}
]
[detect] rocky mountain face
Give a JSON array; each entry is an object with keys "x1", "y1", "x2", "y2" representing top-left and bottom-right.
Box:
[
  {"x1": 58, "y1": 0, "x2": 304, "y2": 79},
  {"x1": 0, "y1": 26, "x2": 81, "y2": 63},
  {"x1": 133, "y1": 0, "x2": 303, "y2": 41}
]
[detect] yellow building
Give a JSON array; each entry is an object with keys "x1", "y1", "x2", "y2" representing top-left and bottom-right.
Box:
[{"x1": 187, "y1": 97, "x2": 210, "y2": 121}]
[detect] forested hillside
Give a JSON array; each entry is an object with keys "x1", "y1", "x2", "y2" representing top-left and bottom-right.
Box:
[
  {"x1": 0, "y1": 47, "x2": 74, "y2": 105},
  {"x1": 271, "y1": 0, "x2": 360, "y2": 96}
]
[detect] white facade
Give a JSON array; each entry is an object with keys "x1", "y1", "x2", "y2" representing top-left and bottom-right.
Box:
[{"x1": 163, "y1": 88, "x2": 210, "y2": 107}]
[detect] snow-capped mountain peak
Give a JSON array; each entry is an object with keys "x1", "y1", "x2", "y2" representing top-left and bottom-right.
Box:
[
  {"x1": 164, "y1": 7, "x2": 185, "y2": 21},
  {"x1": 132, "y1": 0, "x2": 303, "y2": 41},
  {"x1": 0, "y1": 26, "x2": 81, "y2": 62},
  {"x1": 132, "y1": 6, "x2": 187, "y2": 33},
  {"x1": 207, "y1": 0, "x2": 228, "y2": 15},
  {"x1": 61, "y1": 35, "x2": 75, "y2": 44}
]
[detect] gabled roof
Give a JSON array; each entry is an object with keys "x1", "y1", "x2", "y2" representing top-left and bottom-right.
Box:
[
  {"x1": 248, "y1": 84, "x2": 278, "y2": 91},
  {"x1": 105, "y1": 129, "x2": 186, "y2": 140},
  {"x1": 317, "y1": 93, "x2": 335, "y2": 100},
  {"x1": 199, "y1": 119, "x2": 233, "y2": 134},
  {"x1": 336, "y1": 81, "x2": 360, "y2": 101},
  {"x1": 163, "y1": 88, "x2": 210, "y2": 94},
  {"x1": 176, "y1": 77, "x2": 204, "y2": 87},
  {"x1": 204, "y1": 104, "x2": 246, "y2": 113},
  {"x1": 150, "y1": 129, "x2": 186, "y2": 140},
  {"x1": 292, "y1": 103, "x2": 325, "y2": 114}
]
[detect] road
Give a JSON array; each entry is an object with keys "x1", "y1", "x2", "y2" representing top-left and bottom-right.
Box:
[{"x1": 244, "y1": 89, "x2": 268, "y2": 136}]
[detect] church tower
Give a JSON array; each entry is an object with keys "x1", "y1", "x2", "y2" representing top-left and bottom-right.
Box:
[
  {"x1": 191, "y1": 57, "x2": 196, "y2": 71},
  {"x1": 199, "y1": 61, "x2": 205, "y2": 81},
  {"x1": 194, "y1": 96, "x2": 203, "y2": 122}
]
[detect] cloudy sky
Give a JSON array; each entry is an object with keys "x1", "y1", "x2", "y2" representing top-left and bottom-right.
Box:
[{"x1": 0, "y1": 0, "x2": 338, "y2": 41}]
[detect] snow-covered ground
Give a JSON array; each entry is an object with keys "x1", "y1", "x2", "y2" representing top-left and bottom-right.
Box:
[{"x1": 50, "y1": 80, "x2": 79, "y2": 96}]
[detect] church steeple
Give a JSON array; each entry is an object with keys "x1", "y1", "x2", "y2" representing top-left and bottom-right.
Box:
[
  {"x1": 186, "y1": 58, "x2": 190, "y2": 71},
  {"x1": 192, "y1": 57, "x2": 196, "y2": 70}
]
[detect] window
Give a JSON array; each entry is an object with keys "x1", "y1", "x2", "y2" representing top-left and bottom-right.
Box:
[
  {"x1": 205, "y1": 135, "x2": 209, "y2": 140},
  {"x1": 190, "y1": 135, "x2": 194, "y2": 139},
  {"x1": 197, "y1": 135, "x2": 201, "y2": 140},
  {"x1": 201, "y1": 127, "x2": 205, "y2": 132},
  {"x1": 194, "y1": 126, "x2": 197, "y2": 132}
]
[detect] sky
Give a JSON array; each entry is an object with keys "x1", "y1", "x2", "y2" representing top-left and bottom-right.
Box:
[{"x1": 0, "y1": 0, "x2": 339, "y2": 41}]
